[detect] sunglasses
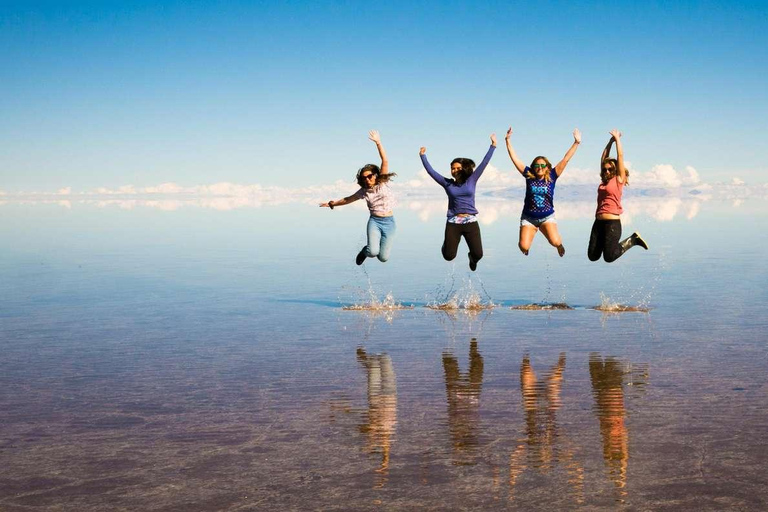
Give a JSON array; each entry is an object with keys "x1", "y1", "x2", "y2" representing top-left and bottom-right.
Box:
[
  {"x1": 361, "y1": 173, "x2": 376, "y2": 180},
  {"x1": 532, "y1": 164, "x2": 548, "y2": 170}
]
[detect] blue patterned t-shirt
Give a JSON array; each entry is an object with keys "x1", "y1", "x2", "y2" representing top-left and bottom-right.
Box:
[{"x1": 522, "y1": 167, "x2": 558, "y2": 219}]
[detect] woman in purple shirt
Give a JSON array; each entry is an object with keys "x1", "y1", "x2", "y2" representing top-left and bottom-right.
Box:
[
  {"x1": 505, "y1": 126, "x2": 581, "y2": 257},
  {"x1": 419, "y1": 134, "x2": 497, "y2": 271}
]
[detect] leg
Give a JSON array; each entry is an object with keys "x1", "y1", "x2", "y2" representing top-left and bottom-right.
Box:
[
  {"x1": 442, "y1": 222, "x2": 462, "y2": 261},
  {"x1": 602, "y1": 220, "x2": 624, "y2": 262},
  {"x1": 376, "y1": 217, "x2": 396, "y2": 262},
  {"x1": 519, "y1": 225, "x2": 538, "y2": 255},
  {"x1": 365, "y1": 216, "x2": 382, "y2": 258},
  {"x1": 587, "y1": 220, "x2": 604, "y2": 262},
  {"x1": 539, "y1": 221, "x2": 565, "y2": 257},
  {"x1": 463, "y1": 222, "x2": 483, "y2": 270}
]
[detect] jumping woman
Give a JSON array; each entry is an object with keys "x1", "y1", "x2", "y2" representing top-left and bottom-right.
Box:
[
  {"x1": 587, "y1": 130, "x2": 648, "y2": 262},
  {"x1": 505, "y1": 126, "x2": 580, "y2": 257},
  {"x1": 419, "y1": 134, "x2": 497, "y2": 271},
  {"x1": 320, "y1": 131, "x2": 397, "y2": 265}
]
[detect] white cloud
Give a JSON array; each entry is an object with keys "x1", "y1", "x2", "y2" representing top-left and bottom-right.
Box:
[{"x1": 1, "y1": 163, "x2": 764, "y2": 219}]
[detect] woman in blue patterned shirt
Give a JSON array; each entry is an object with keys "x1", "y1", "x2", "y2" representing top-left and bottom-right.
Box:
[{"x1": 505, "y1": 126, "x2": 581, "y2": 257}]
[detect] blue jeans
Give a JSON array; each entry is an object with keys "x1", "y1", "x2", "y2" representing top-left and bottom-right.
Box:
[{"x1": 365, "y1": 216, "x2": 396, "y2": 262}]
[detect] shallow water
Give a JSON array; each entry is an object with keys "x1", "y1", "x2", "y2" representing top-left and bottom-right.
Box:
[{"x1": 1, "y1": 202, "x2": 767, "y2": 510}]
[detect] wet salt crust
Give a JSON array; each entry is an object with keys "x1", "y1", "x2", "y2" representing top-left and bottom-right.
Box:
[{"x1": 1, "y1": 203, "x2": 767, "y2": 510}]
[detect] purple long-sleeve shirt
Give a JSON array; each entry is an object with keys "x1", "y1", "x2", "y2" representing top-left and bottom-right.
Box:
[{"x1": 420, "y1": 145, "x2": 495, "y2": 218}]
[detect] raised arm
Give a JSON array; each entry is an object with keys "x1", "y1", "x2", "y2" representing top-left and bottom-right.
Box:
[
  {"x1": 368, "y1": 130, "x2": 388, "y2": 175},
  {"x1": 319, "y1": 193, "x2": 361, "y2": 209},
  {"x1": 610, "y1": 129, "x2": 627, "y2": 183},
  {"x1": 419, "y1": 147, "x2": 449, "y2": 187},
  {"x1": 505, "y1": 127, "x2": 527, "y2": 175},
  {"x1": 601, "y1": 135, "x2": 615, "y2": 166},
  {"x1": 554, "y1": 128, "x2": 582, "y2": 177},
  {"x1": 469, "y1": 133, "x2": 497, "y2": 182}
]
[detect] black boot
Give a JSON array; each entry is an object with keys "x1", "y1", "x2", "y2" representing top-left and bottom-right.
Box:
[
  {"x1": 356, "y1": 247, "x2": 368, "y2": 265},
  {"x1": 632, "y1": 232, "x2": 649, "y2": 250},
  {"x1": 619, "y1": 232, "x2": 649, "y2": 253},
  {"x1": 468, "y1": 252, "x2": 477, "y2": 271}
]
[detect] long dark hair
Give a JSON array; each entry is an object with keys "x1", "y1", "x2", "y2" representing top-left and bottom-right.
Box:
[
  {"x1": 355, "y1": 164, "x2": 396, "y2": 188},
  {"x1": 450, "y1": 158, "x2": 476, "y2": 185}
]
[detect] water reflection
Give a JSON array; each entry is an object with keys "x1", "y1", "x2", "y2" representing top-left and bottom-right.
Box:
[
  {"x1": 509, "y1": 353, "x2": 584, "y2": 503},
  {"x1": 356, "y1": 348, "x2": 398, "y2": 488},
  {"x1": 589, "y1": 353, "x2": 650, "y2": 503},
  {"x1": 442, "y1": 338, "x2": 484, "y2": 466}
]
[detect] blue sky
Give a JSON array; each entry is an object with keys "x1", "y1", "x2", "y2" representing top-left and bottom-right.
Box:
[{"x1": 1, "y1": 0, "x2": 767, "y2": 191}]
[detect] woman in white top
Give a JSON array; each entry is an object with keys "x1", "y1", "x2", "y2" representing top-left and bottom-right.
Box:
[{"x1": 320, "y1": 131, "x2": 397, "y2": 265}]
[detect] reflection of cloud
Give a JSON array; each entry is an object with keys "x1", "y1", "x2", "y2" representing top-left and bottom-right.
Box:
[{"x1": 2, "y1": 163, "x2": 766, "y2": 217}]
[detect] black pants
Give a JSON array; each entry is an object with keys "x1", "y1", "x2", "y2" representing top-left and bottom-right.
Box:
[
  {"x1": 443, "y1": 222, "x2": 483, "y2": 262},
  {"x1": 588, "y1": 219, "x2": 624, "y2": 263}
]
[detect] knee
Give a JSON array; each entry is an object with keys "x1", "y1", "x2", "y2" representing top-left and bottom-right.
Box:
[
  {"x1": 442, "y1": 252, "x2": 456, "y2": 261},
  {"x1": 603, "y1": 253, "x2": 619, "y2": 263},
  {"x1": 377, "y1": 254, "x2": 389, "y2": 263},
  {"x1": 472, "y1": 249, "x2": 483, "y2": 261},
  {"x1": 548, "y1": 236, "x2": 562, "y2": 247},
  {"x1": 518, "y1": 242, "x2": 530, "y2": 253},
  {"x1": 588, "y1": 252, "x2": 601, "y2": 262}
]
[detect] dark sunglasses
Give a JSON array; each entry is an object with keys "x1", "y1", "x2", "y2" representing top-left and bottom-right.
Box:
[{"x1": 532, "y1": 163, "x2": 548, "y2": 169}]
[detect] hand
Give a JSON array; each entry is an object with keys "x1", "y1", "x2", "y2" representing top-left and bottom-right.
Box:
[
  {"x1": 573, "y1": 128, "x2": 582, "y2": 144},
  {"x1": 368, "y1": 130, "x2": 381, "y2": 144},
  {"x1": 609, "y1": 129, "x2": 622, "y2": 140},
  {"x1": 505, "y1": 127, "x2": 513, "y2": 140},
  {"x1": 490, "y1": 133, "x2": 497, "y2": 147},
  {"x1": 419, "y1": 147, "x2": 426, "y2": 155},
  {"x1": 319, "y1": 201, "x2": 333, "y2": 208}
]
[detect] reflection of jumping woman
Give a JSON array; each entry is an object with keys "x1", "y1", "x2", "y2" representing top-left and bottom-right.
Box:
[
  {"x1": 320, "y1": 131, "x2": 397, "y2": 265},
  {"x1": 505, "y1": 126, "x2": 581, "y2": 257},
  {"x1": 419, "y1": 134, "x2": 496, "y2": 271},
  {"x1": 588, "y1": 130, "x2": 648, "y2": 262}
]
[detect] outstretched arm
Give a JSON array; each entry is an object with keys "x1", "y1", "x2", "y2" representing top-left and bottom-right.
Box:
[
  {"x1": 368, "y1": 130, "x2": 388, "y2": 175},
  {"x1": 505, "y1": 127, "x2": 527, "y2": 175},
  {"x1": 419, "y1": 147, "x2": 449, "y2": 187},
  {"x1": 610, "y1": 129, "x2": 627, "y2": 183},
  {"x1": 319, "y1": 193, "x2": 361, "y2": 209},
  {"x1": 554, "y1": 128, "x2": 581, "y2": 177},
  {"x1": 470, "y1": 133, "x2": 497, "y2": 182}
]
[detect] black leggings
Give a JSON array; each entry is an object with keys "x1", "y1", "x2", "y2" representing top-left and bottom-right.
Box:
[
  {"x1": 442, "y1": 222, "x2": 483, "y2": 262},
  {"x1": 588, "y1": 219, "x2": 624, "y2": 263}
]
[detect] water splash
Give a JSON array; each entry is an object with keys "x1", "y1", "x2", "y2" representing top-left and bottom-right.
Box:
[
  {"x1": 342, "y1": 292, "x2": 414, "y2": 311},
  {"x1": 427, "y1": 276, "x2": 496, "y2": 311},
  {"x1": 592, "y1": 292, "x2": 651, "y2": 313},
  {"x1": 341, "y1": 275, "x2": 413, "y2": 318}
]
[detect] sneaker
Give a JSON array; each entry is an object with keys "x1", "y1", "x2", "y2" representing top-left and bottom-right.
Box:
[
  {"x1": 468, "y1": 252, "x2": 477, "y2": 272},
  {"x1": 632, "y1": 233, "x2": 649, "y2": 250},
  {"x1": 356, "y1": 247, "x2": 367, "y2": 265},
  {"x1": 557, "y1": 244, "x2": 566, "y2": 257}
]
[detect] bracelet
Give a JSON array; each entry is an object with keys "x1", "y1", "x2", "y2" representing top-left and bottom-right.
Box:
[{"x1": 329, "y1": 200, "x2": 334, "y2": 210}]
